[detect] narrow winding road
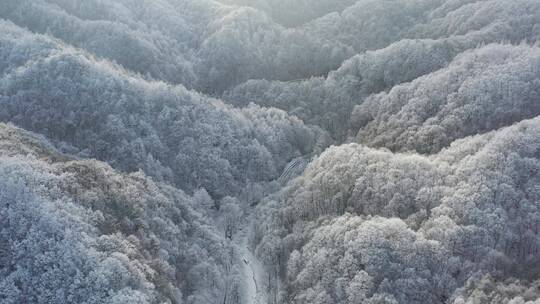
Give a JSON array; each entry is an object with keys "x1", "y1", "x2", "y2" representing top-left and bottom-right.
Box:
[{"x1": 236, "y1": 220, "x2": 268, "y2": 304}]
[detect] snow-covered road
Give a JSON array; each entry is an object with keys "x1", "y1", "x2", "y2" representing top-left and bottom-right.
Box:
[{"x1": 237, "y1": 224, "x2": 268, "y2": 304}]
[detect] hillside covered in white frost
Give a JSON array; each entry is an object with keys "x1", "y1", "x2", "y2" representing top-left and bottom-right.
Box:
[{"x1": 1, "y1": 1, "x2": 540, "y2": 304}]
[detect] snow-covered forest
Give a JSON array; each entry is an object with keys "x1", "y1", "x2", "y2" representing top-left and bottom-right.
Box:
[{"x1": 0, "y1": 0, "x2": 539, "y2": 303}]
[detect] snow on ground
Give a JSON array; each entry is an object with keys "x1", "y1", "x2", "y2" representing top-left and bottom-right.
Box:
[{"x1": 236, "y1": 219, "x2": 269, "y2": 304}]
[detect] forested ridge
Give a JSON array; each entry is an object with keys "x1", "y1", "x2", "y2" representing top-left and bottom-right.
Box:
[{"x1": 0, "y1": 1, "x2": 539, "y2": 304}]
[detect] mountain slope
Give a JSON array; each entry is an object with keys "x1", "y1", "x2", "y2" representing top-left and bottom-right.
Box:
[{"x1": 0, "y1": 123, "x2": 234, "y2": 304}]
